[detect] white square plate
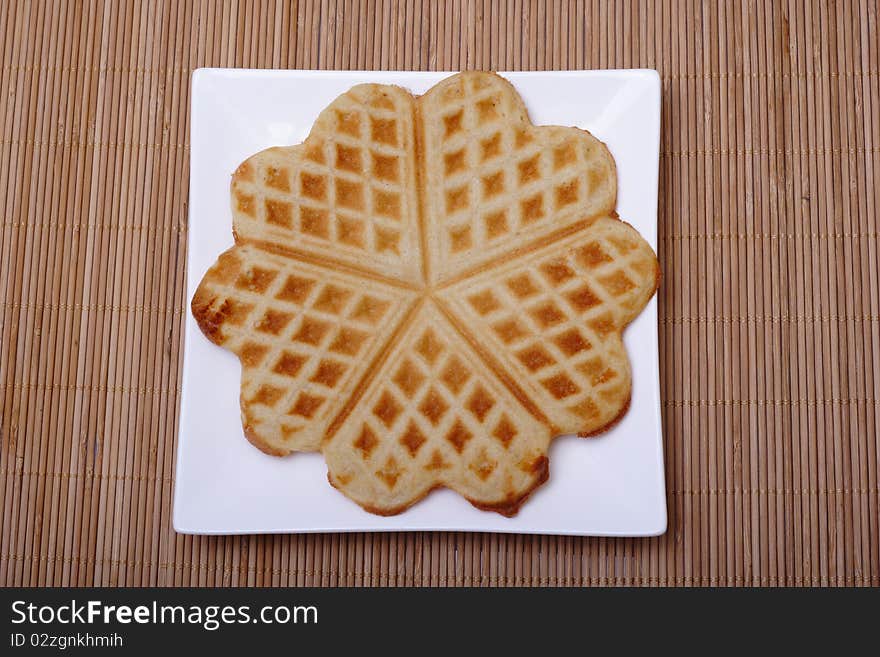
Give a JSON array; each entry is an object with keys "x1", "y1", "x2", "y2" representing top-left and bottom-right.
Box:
[{"x1": 175, "y1": 69, "x2": 665, "y2": 536}]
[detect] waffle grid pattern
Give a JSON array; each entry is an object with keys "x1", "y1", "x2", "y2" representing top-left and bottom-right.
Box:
[
  {"x1": 192, "y1": 246, "x2": 412, "y2": 453},
  {"x1": 325, "y1": 309, "x2": 549, "y2": 513},
  {"x1": 421, "y1": 73, "x2": 616, "y2": 282},
  {"x1": 231, "y1": 85, "x2": 421, "y2": 283},
  {"x1": 442, "y1": 220, "x2": 657, "y2": 433}
]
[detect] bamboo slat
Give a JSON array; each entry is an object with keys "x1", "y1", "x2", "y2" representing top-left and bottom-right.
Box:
[{"x1": 0, "y1": 0, "x2": 877, "y2": 586}]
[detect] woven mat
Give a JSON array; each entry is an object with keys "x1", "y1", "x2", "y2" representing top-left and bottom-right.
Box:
[{"x1": 1, "y1": 0, "x2": 878, "y2": 587}]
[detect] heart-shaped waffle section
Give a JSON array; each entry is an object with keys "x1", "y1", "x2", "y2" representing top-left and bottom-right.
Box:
[{"x1": 192, "y1": 72, "x2": 659, "y2": 515}]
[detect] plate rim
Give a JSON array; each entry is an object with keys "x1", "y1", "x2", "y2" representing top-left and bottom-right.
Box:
[{"x1": 174, "y1": 68, "x2": 666, "y2": 537}]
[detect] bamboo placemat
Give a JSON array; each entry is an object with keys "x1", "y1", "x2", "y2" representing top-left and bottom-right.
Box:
[{"x1": 1, "y1": 0, "x2": 878, "y2": 587}]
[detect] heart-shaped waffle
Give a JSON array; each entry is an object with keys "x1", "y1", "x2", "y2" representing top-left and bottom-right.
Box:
[{"x1": 192, "y1": 72, "x2": 659, "y2": 515}]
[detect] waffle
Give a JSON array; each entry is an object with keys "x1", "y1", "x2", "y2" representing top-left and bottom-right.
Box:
[
  {"x1": 192, "y1": 244, "x2": 416, "y2": 455},
  {"x1": 438, "y1": 217, "x2": 659, "y2": 438},
  {"x1": 419, "y1": 72, "x2": 617, "y2": 283},
  {"x1": 323, "y1": 301, "x2": 551, "y2": 515},
  {"x1": 230, "y1": 83, "x2": 422, "y2": 285},
  {"x1": 192, "y1": 71, "x2": 660, "y2": 515}
]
